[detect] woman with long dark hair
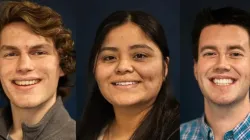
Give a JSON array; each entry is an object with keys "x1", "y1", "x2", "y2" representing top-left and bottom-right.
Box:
[{"x1": 78, "y1": 11, "x2": 179, "y2": 140}]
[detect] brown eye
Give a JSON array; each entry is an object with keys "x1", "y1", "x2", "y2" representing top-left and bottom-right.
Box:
[
  {"x1": 134, "y1": 53, "x2": 147, "y2": 60},
  {"x1": 203, "y1": 52, "x2": 216, "y2": 56},
  {"x1": 4, "y1": 52, "x2": 18, "y2": 57},
  {"x1": 32, "y1": 51, "x2": 48, "y2": 55},
  {"x1": 230, "y1": 52, "x2": 243, "y2": 57},
  {"x1": 103, "y1": 56, "x2": 116, "y2": 61}
]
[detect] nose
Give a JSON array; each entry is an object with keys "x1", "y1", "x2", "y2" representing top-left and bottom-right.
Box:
[
  {"x1": 16, "y1": 54, "x2": 35, "y2": 74},
  {"x1": 213, "y1": 55, "x2": 231, "y2": 73},
  {"x1": 115, "y1": 58, "x2": 134, "y2": 74}
]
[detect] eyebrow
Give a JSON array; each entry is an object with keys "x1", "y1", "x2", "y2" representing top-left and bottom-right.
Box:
[
  {"x1": 199, "y1": 45, "x2": 217, "y2": 53},
  {"x1": 100, "y1": 44, "x2": 154, "y2": 53},
  {"x1": 130, "y1": 44, "x2": 154, "y2": 51},
  {"x1": 200, "y1": 45, "x2": 246, "y2": 53},
  {"x1": 0, "y1": 44, "x2": 52, "y2": 52},
  {"x1": 99, "y1": 47, "x2": 118, "y2": 52},
  {"x1": 227, "y1": 45, "x2": 246, "y2": 52},
  {"x1": 29, "y1": 44, "x2": 52, "y2": 50}
]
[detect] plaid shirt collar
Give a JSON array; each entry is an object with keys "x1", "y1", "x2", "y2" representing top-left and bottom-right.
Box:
[{"x1": 200, "y1": 113, "x2": 250, "y2": 139}]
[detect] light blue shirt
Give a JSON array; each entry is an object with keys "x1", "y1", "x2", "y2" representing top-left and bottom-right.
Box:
[{"x1": 180, "y1": 113, "x2": 250, "y2": 140}]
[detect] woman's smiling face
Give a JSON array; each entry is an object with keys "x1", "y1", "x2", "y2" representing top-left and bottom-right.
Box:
[{"x1": 95, "y1": 22, "x2": 168, "y2": 107}]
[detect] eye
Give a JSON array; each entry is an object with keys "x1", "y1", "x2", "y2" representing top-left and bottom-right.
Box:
[
  {"x1": 203, "y1": 52, "x2": 216, "y2": 57},
  {"x1": 103, "y1": 56, "x2": 116, "y2": 61},
  {"x1": 230, "y1": 52, "x2": 243, "y2": 57},
  {"x1": 133, "y1": 53, "x2": 147, "y2": 60},
  {"x1": 4, "y1": 52, "x2": 18, "y2": 57},
  {"x1": 32, "y1": 51, "x2": 48, "y2": 55}
]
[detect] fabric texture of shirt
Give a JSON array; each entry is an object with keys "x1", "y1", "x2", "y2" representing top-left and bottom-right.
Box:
[
  {"x1": 0, "y1": 97, "x2": 76, "y2": 140},
  {"x1": 180, "y1": 113, "x2": 250, "y2": 140}
]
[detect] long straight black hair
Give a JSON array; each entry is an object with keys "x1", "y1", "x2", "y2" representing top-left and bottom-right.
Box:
[{"x1": 77, "y1": 11, "x2": 180, "y2": 140}]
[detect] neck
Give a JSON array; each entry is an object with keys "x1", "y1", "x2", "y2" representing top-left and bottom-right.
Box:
[
  {"x1": 9, "y1": 95, "x2": 57, "y2": 140},
  {"x1": 204, "y1": 96, "x2": 250, "y2": 140},
  {"x1": 109, "y1": 104, "x2": 152, "y2": 140}
]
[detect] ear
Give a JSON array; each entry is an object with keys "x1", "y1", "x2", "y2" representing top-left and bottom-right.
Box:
[
  {"x1": 59, "y1": 68, "x2": 65, "y2": 77},
  {"x1": 193, "y1": 59, "x2": 198, "y2": 81},
  {"x1": 163, "y1": 57, "x2": 169, "y2": 79}
]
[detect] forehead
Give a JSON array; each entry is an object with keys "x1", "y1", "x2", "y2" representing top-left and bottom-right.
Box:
[
  {"x1": 0, "y1": 22, "x2": 54, "y2": 49},
  {"x1": 102, "y1": 22, "x2": 157, "y2": 49},
  {"x1": 199, "y1": 24, "x2": 250, "y2": 50}
]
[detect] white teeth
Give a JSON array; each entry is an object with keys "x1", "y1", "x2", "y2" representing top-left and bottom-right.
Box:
[
  {"x1": 213, "y1": 79, "x2": 233, "y2": 86},
  {"x1": 115, "y1": 82, "x2": 137, "y2": 86},
  {"x1": 14, "y1": 80, "x2": 39, "y2": 86}
]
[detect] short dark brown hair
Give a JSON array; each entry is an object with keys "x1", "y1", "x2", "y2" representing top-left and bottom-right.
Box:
[{"x1": 0, "y1": 1, "x2": 76, "y2": 98}]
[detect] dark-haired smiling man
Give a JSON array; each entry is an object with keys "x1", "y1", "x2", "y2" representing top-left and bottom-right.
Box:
[{"x1": 181, "y1": 7, "x2": 250, "y2": 140}]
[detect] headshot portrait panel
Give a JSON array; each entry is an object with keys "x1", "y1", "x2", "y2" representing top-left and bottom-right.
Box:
[
  {"x1": 181, "y1": 0, "x2": 250, "y2": 123},
  {"x1": 181, "y1": 0, "x2": 250, "y2": 139},
  {"x1": 0, "y1": 0, "x2": 76, "y2": 139},
  {"x1": 0, "y1": 0, "x2": 76, "y2": 118},
  {"x1": 77, "y1": 0, "x2": 180, "y2": 139}
]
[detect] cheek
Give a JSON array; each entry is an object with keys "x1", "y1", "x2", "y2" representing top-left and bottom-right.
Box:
[
  {"x1": 135, "y1": 63, "x2": 164, "y2": 99},
  {"x1": 236, "y1": 60, "x2": 250, "y2": 78},
  {"x1": 136, "y1": 61, "x2": 164, "y2": 83},
  {"x1": 94, "y1": 64, "x2": 114, "y2": 84},
  {"x1": 36, "y1": 58, "x2": 61, "y2": 76},
  {"x1": 0, "y1": 61, "x2": 14, "y2": 79},
  {"x1": 196, "y1": 60, "x2": 214, "y2": 76}
]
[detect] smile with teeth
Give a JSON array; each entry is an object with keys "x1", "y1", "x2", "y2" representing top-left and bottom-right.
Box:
[
  {"x1": 212, "y1": 78, "x2": 234, "y2": 86},
  {"x1": 113, "y1": 81, "x2": 139, "y2": 86},
  {"x1": 13, "y1": 79, "x2": 40, "y2": 86}
]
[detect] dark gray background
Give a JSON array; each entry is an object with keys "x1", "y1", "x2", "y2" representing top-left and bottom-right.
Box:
[{"x1": 180, "y1": 0, "x2": 250, "y2": 123}]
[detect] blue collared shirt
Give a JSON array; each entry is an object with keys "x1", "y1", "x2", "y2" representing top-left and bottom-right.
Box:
[{"x1": 180, "y1": 113, "x2": 250, "y2": 140}]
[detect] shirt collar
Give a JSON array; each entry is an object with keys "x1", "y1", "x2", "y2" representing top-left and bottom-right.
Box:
[
  {"x1": 200, "y1": 113, "x2": 250, "y2": 139},
  {"x1": 0, "y1": 96, "x2": 71, "y2": 139},
  {"x1": 200, "y1": 114, "x2": 213, "y2": 139},
  {"x1": 230, "y1": 113, "x2": 250, "y2": 139}
]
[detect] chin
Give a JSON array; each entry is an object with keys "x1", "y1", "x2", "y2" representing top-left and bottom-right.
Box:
[
  {"x1": 11, "y1": 97, "x2": 47, "y2": 109},
  {"x1": 113, "y1": 101, "x2": 137, "y2": 107},
  {"x1": 13, "y1": 101, "x2": 40, "y2": 109},
  {"x1": 113, "y1": 98, "x2": 149, "y2": 108},
  {"x1": 209, "y1": 96, "x2": 241, "y2": 106}
]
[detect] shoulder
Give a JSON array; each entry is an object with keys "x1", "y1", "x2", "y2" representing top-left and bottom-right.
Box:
[
  {"x1": 60, "y1": 118, "x2": 76, "y2": 134},
  {"x1": 59, "y1": 119, "x2": 76, "y2": 140},
  {"x1": 180, "y1": 118, "x2": 202, "y2": 140},
  {"x1": 43, "y1": 118, "x2": 76, "y2": 140}
]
